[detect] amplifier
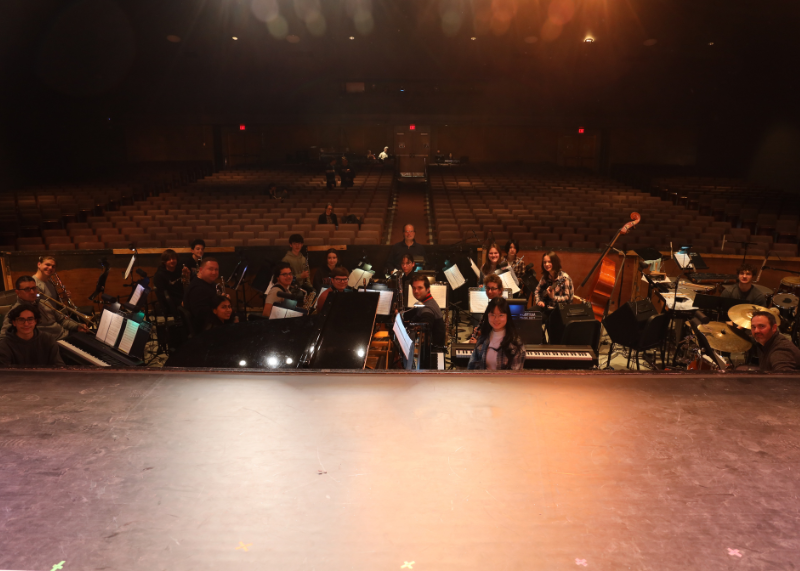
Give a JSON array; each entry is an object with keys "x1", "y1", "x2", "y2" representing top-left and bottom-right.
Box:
[{"x1": 547, "y1": 301, "x2": 601, "y2": 351}]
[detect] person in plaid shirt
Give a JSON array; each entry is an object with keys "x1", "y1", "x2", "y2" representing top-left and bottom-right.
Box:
[{"x1": 534, "y1": 251, "x2": 574, "y2": 310}]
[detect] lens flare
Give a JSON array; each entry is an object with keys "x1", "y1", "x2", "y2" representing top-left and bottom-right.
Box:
[
  {"x1": 268, "y1": 15, "x2": 289, "y2": 39},
  {"x1": 251, "y1": 0, "x2": 280, "y2": 23}
]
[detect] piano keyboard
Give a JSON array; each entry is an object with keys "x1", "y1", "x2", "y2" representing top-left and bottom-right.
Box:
[
  {"x1": 451, "y1": 344, "x2": 596, "y2": 370},
  {"x1": 58, "y1": 339, "x2": 111, "y2": 367}
]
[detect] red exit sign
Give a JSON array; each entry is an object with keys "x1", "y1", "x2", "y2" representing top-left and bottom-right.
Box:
[
  {"x1": 239, "y1": 124, "x2": 246, "y2": 131},
  {"x1": 409, "y1": 124, "x2": 416, "y2": 130},
  {"x1": 578, "y1": 127, "x2": 585, "y2": 134}
]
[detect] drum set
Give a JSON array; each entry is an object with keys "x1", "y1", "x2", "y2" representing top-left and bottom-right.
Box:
[{"x1": 771, "y1": 276, "x2": 800, "y2": 341}]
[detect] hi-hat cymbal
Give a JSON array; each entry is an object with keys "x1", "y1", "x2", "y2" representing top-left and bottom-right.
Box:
[
  {"x1": 697, "y1": 322, "x2": 753, "y2": 353},
  {"x1": 728, "y1": 304, "x2": 781, "y2": 329}
]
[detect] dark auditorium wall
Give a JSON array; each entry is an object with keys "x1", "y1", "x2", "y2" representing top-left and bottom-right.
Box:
[{"x1": 608, "y1": 127, "x2": 697, "y2": 166}]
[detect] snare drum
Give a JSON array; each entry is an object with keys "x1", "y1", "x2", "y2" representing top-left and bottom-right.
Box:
[
  {"x1": 778, "y1": 276, "x2": 800, "y2": 296},
  {"x1": 772, "y1": 293, "x2": 799, "y2": 332}
]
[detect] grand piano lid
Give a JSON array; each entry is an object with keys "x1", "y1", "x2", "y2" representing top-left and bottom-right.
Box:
[{"x1": 164, "y1": 292, "x2": 379, "y2": 370}]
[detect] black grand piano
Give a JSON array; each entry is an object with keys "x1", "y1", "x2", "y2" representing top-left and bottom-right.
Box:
[{"x1": 165, "y1": 292, "x2": 380, "y2": 369}]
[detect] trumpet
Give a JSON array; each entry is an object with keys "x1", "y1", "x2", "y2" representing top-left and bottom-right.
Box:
[
  {"x1": 36, "y1": 292, "x2": 95, "y2": 326},
  {"x1": 50, "y1": 270, "x2": 78, "y2": 310},
  {"x1": 216, "y1": 276, "x2": 226, "y2": 295}
]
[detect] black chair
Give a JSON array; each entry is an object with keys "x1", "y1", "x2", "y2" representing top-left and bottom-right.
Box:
[{"x1": 627, "y1": 313, "x2": 671, "y2": 370}]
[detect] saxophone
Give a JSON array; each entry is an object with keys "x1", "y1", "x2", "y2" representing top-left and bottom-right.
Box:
[{"x1": 301, "y1": 255, "x2": 316, "y2": 311}]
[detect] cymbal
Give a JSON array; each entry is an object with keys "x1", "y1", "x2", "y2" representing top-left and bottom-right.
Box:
[
  {"x1": 697, "y1": 322, "x2": 753, "y2": 353},
  {"x1": 781, "y1": 276, "x2": 800, "y2": 286},
  {"x1": 728, "y1": 304, "x2": 781, "y2": 329}
]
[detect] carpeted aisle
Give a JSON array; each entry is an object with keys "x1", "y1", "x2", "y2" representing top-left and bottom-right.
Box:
[{"x1": 391, "y1": 184, "x2": 429, "y2": 244}]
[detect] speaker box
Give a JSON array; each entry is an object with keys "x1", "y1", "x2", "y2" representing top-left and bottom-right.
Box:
[
  {"x1": 603, "y1": 298, "x2": 657, "y2": 347},
  {"x1": 548, "y1": 301, "x2": 601, "y2": 351}
]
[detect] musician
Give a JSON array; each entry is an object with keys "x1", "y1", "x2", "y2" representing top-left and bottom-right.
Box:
[
  {"x1": 32, "y1": 255, "x2": 60, "y2": 300},
  {"x1": 406, "y1": 274, "x2": 446, "y2": 347},
  {"x1": 263, "y1": 262, "x2": 296, "y2": 317},
  {"x1": 153, "y1": 249, "x2": 184, "y2": 317},
  {"x1": 503, "y1": 240, "x2": 525, "y2": 281},
  {"x1": 751, "y1": 311, "x2": 800, "y2": 372},
  {"x1": 183, "y1": 257, "x2": 221, "y2": 334},
  {"x1": 0, "y1": 305, "x2": 65, "y2": 367},
  {"x1": 340, "y1": 157, "x2": 355, "y2": 188},
  {"x1": 315, "y1": 267, "x2": 352, "y2": 309},
  {"x1": 1, "y1": 276, "x2": 86, "y2": 340},
  {"x1": 313, "y1": 248, "x2": 347, "y2": 292},
  {"x1": 325, "y1": 160, "x2": 337, "y2": 189},
  {"x1": 721, "y1": 263, "x2": 767, "y2": 306},
  {"x1": 535, "y1": 251, "x2": 574, "y2": 310},
  {"x1": 206, "y1": 295, "x2": 238, "y2": 330},
  {"x1": 317, "y1": 204, "x2": 339, "y2": 229},
  {"x1": 397, "y1": 254, "x2": 416, "y2": 307},
  {"x1": 181, "y1": 239, "x2": 205, "y2": 282},
  {"x1": 282, "y1": 234, "x2": 312, "y2": 291},
  {"x1": 379, "y1": 147, "x2": 389, "y2": 161},
  {"x1": 467, "y1": 298, "x2": 526, "y2": 371},
  {"x1": 480, "y1": 244, "x2": 508, "y2": 282},
  {"x1": 390, "y1": 225, "x2": 426, "y2": 270},
  {"x1": 366, "y1": 149, "x2": 376, "y2": 161},
  {"x1": 468, "y1": 274, "x2": 505, "y2": 343}
]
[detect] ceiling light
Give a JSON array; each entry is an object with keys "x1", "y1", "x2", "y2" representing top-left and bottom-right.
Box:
[
  {"x1": 349, "y1": 36, "x2": 355, "y2": 40},
  {"x1": 470, "y1": 37, "x2": 477, "y2": 41},
  {"x1": 232, "y1": 36, "x2": 239, "y2": 40},
  {"x1": 166, "y1": 35, "x2": 181, "y2": 43},
  {"x1": 584, "y1": 37, "x2": 594, "y2": 43}
]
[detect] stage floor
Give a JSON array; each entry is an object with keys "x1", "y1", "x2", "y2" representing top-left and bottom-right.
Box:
[{"x1": 1, "y1": 369, "x2": 799, "y2": 570}]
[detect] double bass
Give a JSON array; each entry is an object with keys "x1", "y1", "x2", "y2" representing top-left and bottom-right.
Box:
[{"x1": 579, "y1": 212, "x2": 641, "y2": 321}]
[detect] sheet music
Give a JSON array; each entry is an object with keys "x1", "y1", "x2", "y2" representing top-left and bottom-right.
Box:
[
  {"x1": 129, "y1": 284, "x2": 145, "y2": 306},
  {"x1": 443, "y1": 264, "x2": 466, "y2": 290},
  {"x1": 372, "y1": 290, "x2": 394, "y2": 315},
  {"x1": 407, "y1": 284, "x2": 447, "y2": 309},
  {"x1": 348, "y1": 268, "x2": 374, "y2": 289},
  {"x1": 393, "y1": 313, "x2": 412, "y2": 361},
  {"x1": 674, "y1": 252, "x2": 694, "y2": 270},
  {"x1": 468, "y1": 288, "x2": 511, "y2": 314},
  {"x1": 660, "y1": 292, "x2": 697, "y2": 311},
  {"x1": 117, "y1": 320, "x2": 139, "y2": 355},
  {"x1": 124, "y1": 255, "x2": 136, "y2": 280},
  {"x1": 95, "y1": 309, "x2": 113, "y2": 344},
  {"x1": 269, "y1": 306, "x2": 303, "y2": 319},
  {"x1": 497, "y1": 270, "x2": 520, "y2": 294},
  {"x1": 103, "y1": 312, "x2": 125, "y2": 348},
  {"x1": 469, "y1": 258, "x2": 481, "y2": 279}
]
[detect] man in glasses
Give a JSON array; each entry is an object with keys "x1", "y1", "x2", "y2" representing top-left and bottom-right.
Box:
[
  {"x1": 1, "y1": 276, "x2": 86, "y2": 340},
  {"x1": 263, "y1": 262, "x2": 300, "y2": 318},
  {"x1": 469, "y1": 274, "x2": 506, "y2": 343},
  {"x1": 315, "y1": 267, "x2": 352, "y2": 310},
  {"x1": 0, "y1": 305, "x2": 65, "y2": 367}
]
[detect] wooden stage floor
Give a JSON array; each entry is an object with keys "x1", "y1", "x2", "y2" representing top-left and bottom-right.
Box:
[{"x1": 1, "y1": 369, "x2": 799, "y2": 571}]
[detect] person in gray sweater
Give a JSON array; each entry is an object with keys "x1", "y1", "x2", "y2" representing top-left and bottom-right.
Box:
[{"x1": 0, "y1": 305, "x2": 65, "y2": 367}]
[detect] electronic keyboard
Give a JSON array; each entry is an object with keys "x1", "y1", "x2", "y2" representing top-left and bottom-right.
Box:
[{"x1": 450, "y1": 343, "x2": 596, "y2": 369}]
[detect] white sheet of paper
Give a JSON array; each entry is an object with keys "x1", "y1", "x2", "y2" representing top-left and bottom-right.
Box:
[
  {"x1": 674, "y1": 252, "x2": 693, "y2": 270},
  {"x1": 468, "y1": 288, "x2": 510, "y2": 313},
  {"x1": 95, "y1": 309, "x2": 113, "y2": 344},
  {"x1": 469, "y1": 258, "x2": 481, "y2": 279},
  {"x1": 124, "y1": 255, "x2": 136, "y2": 280},
  {"x1": 497, "y1": 270, "x2": 520, "y2": 294},
  {"x1": 375, "y1": 290, "x2": 394, "y2": 315},
  {"x1": 269, "y1": 307, "x2": 303, "y2": 319},
  {"x1": 443, "y1": 265, "x2": 466, "y2": 290},
  {"x1": 117, "y1": 320, "x2": 139, "y2": 355},
  {"x1": 348, "y1": 268, "x2": 374, "y2": 289},
  {"x1": 103, "y1": 312, "x2": 125, "y2": 348},
  {"x1": 660, "y1": 292, "x2": 696, "y2": 311},
  {"x1": 641, "y1": 274, "x2": 672, "y2": 283},
  {"x1": 393, "y1": 313, "x2": 413, "y2": 361},
  {"x1": 129, "y1": 284, "x2": 145, "y2": 306},
  {"x1": 407, "y1": 284, "x2": 447, "y2": 309}
]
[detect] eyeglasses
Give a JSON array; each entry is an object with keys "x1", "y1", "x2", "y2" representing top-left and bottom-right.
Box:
[
  {"x1": 279, "y1": 272, "x2": 294, "y2": 277},
  {"x1": 488, "y1": 313, "x2": 507, "y2": 319},
  {"x1": 333, "y1": 277, "x2": 348, "y2": 282},
  {"x1": 16, "y1": 287, "x2": 38, "y2": 293},
  {"x1": 485, "y1": 287, "x2": 500, "y2": 292},
  {"x1": 14, "y1": 317, "x2": 37, "y2": 324}
]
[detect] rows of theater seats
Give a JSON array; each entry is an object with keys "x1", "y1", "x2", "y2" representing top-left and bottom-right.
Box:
[
  {"x1": 0, "y1": 161, "x2": 213, "y2": 250},
  {"x1": 431, "y1": 166, "x2": 797, "y2": 257},
  {"x1": 651, "y1": 176, "x2": 800, "y2": 246},
  {"x1": 10, "y1": 165, "x2": 393, "y2": 251}
]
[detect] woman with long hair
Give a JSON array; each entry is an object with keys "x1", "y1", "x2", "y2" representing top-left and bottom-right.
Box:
[
  {"x1": 503, "y1": 239, "x2": 525, "y2": 281},
  {"x1": 313, "y1": 248, "x2": 347, "y2": 292},
  {"x1": 534, "y1": 251, "x2": 573, "y2": 310},
  {"x1": 479, "y1": 243, "x2": 508, "y2": 282},
  {"x1": 467, "y1": 297, "x2": 526, "y2": 370}
]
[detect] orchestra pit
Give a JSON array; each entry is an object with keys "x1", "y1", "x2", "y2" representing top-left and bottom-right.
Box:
[{"x1": 1, "y1": 1, "x2": 800, "y2": 569}]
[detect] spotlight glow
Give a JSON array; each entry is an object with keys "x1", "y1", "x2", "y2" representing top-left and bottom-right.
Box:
[
  {"x1": 286, "y1": 357, "x2": 293, "y2": 364},
  {"x1": 470, "y1": 36, "x2": 477, "y2": 41},
  {"x1": 239, "y1": 360, "x2": 247, "y2": 366},
  {"x1": 357, "y1": 349, "x2": 365, "y2": 358},
  {"x1": 267, "y1": 356, "x2": 279, "y2": 367},
  {"x1": 349, "y1": 36, "x2": 355, "y2": 40},
  {"x1": 232, "y1": 36, "x2": 239, "y2": 40}
]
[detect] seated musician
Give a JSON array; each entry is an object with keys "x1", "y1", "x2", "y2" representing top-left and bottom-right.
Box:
[
  {"x1": 183, "y1": 257, "x2": 222, "y2": 333},
  {"x1": 479, "y1": 243, "x2": 508, "y2": 282},
  {"x1": 469, "y1": 274, "x2": 505, "y2": 343},
  {"x1": 263, "y1": 262, "x2": 297, "y2": 317},
  {"x1": 315, "y1": 267, "x2": 352, "y2": 309},
  {"x1": 750, "y1": 311, "x2": 800, "y2": 372},
  {"x1": 205, "y1": 295, "x2": 238, "y2": 330},
  {"x1": 317, "y1": 204, "x2": 339, "y2": 229},
  {"x1": 153, "y1": 249, "x2": 184, "y2": 317},
  {"x1": 32, "y1": 255, "x2": 60, "y2": 300},
  {"x1": 467, "y1": 298, "x2": 526, "y2": 371},
  {"x1": 398, "y1": 254, "x2": 416, "y2": 307},
  {"x1": 282, "y1": 234, "x2": 312, "y2": 292},
  {"x1": 406, "y1": 274, "x2": 446, "y2": 348},
  {"x1": 181, "y1": 239, "x2": 205, "y2": 283},
  {"x1": 324, "y1": 160, "x2": 337, "y2": 189},
  {"x1": 390, "y1": 225, "x2": 426, "y2": 270},
  {"x1": 1, "y1": 276, "x2": 86, "y2": 340},
  {"x1": 0, "y1": 305, "x2": 65, "y2": 367},
  {"x1": 721, "y1": 263, "x2": 767, "y2": 306},
  {"x1": 313, "y1": 248, "x2": 347, "y2": 292},
  {"x1": 534, "y1": 251, "x2": 574, "y2": 310}
]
